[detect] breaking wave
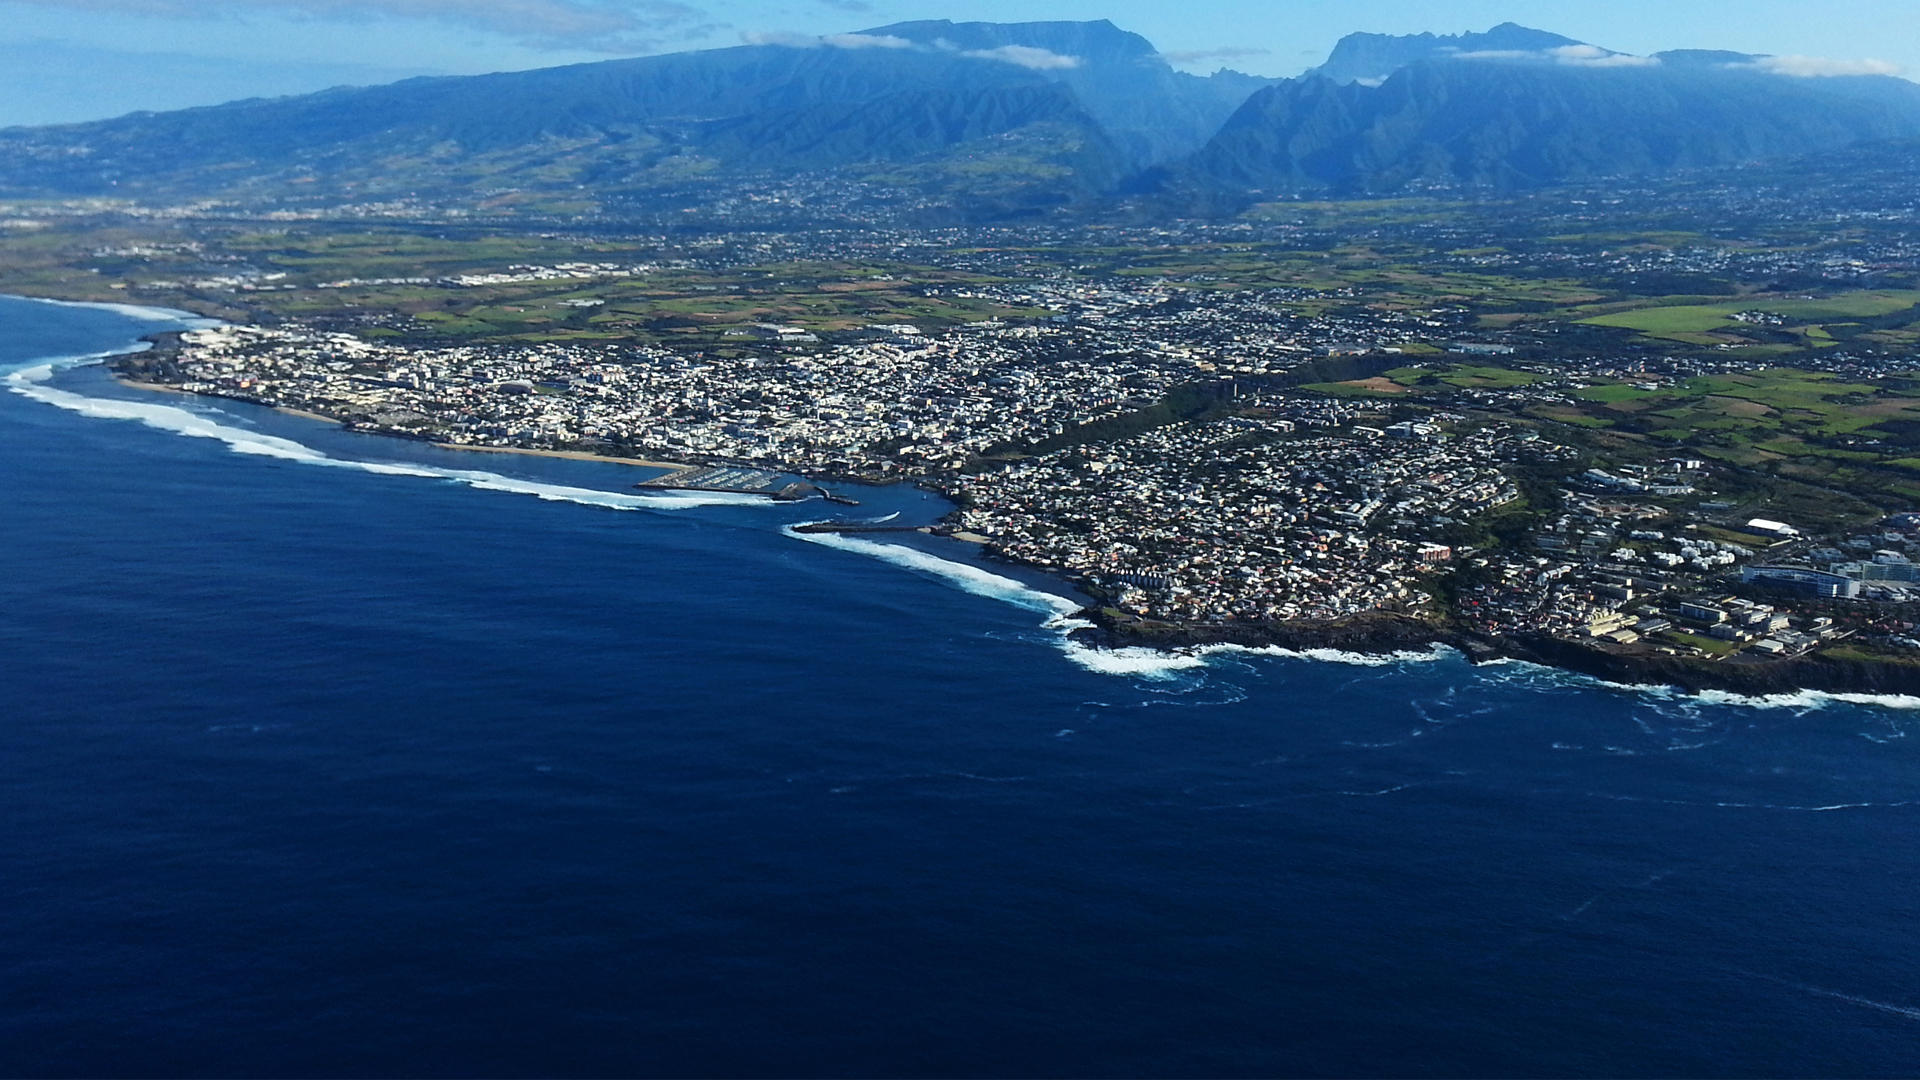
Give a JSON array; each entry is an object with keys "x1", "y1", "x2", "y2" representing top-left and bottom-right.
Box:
[
  {"x1": 782, "y1": 526, "x2": 1206, "y2": 679},
  {"x1": 1198, "y1": 642, "x2": 1454, "y2": 667}
]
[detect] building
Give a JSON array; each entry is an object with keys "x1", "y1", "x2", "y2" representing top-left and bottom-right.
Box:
[
  {"x1": 1740, "y1": 565, "x2": 1860, "y2": 598},
  {"x1": 1679, "y1": 602, "x2": 1729, "y2": 624}
]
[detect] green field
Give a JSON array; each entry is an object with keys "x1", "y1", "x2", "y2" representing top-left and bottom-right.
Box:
[{"x1": 1578, "y1": 289, "x2": 1920, "y2": 337}]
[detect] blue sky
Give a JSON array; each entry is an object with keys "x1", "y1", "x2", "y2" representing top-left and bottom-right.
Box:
[{"x1": 2, "y1": 0, "x2": 1915, "y2": 126}]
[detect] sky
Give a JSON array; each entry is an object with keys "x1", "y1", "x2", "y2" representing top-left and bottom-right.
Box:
[{"x1": 2, "y1": 0, "x2": 1916, "y2": 127}]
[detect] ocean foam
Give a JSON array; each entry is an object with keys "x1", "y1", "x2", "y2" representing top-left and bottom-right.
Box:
[
  {"x1": 782, "y1": 526, "x2": 1206, "y2": 679},
  {"x1": 784, "y1": 525, "x2": 1078, "y2": 617},
  {"x1": 5, "y1": 362, "x2": 770, "y2": 513},
  {"x1": 1197, "y1": 641, "x2": 1454, "y2": 667}
]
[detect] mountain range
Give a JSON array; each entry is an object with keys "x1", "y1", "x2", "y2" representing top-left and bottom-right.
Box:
[{"x1": 2, "y1": 19, "x2": 1916, "y2": 216}]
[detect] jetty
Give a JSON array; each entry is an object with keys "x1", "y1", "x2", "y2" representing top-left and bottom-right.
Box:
[{"x1": 793, "y1": 521, "x2": 947, "y2": 536}]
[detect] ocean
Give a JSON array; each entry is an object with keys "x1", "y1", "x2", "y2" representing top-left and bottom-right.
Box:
[{"x1": 3, "y1": 294, "x2": 1919, "y2": 1078}]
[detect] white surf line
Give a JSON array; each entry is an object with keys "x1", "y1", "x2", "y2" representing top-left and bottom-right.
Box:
[
  {"x1": 1193, "y1": 641, "x2": 1454, "y2": 667},
  {"x1": 781, "y1": 525, "x2": 1207, "y2": 679},
  {"x1": 5, "y1": 359, "x2": 771, "y2": 513},
  {"x1": 1477, "y1": 655, "x2": 1920, "y2": 713}
]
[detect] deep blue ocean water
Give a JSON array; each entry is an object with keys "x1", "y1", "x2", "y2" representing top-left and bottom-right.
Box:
[{"x1": 3, "y1": 295, "x2": 1920, "y2": 1078}]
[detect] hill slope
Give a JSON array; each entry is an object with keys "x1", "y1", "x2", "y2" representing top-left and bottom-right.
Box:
[
  {"x1": 0, "y1": 33, "x2": 1138, "y2": 210},
  {"x1": 0, "y1": 19, "x2": 1275, "y2": 213}
]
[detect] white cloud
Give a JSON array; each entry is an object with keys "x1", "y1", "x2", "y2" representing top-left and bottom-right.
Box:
[
  {"x1": 740, "y1": 29, "x2": 816, "y2": 47},
  {"x1": 1161, "y1": 46, "x2": 1270, "y2": 65},
  {"x1": 1451, "y1": 44, "x2": 1658, "y2": 68},
  {"x1": 820, "y1": 32, "x2": 909, "y2": 50},
  {"x1": 738, "y1": 33, "x2": 1078, "y2": 70},
  {"x1": 1558, "y1": 52, "x2": 1660, "y2": 68},
  {"x1": 6, "y1": 0, "x2": 707, "y2": 50},
  {"x1": 1751, "y1": 55, "x2": 1903, "y2": 77},
  {"x1": 962, "y1": 44, "x2": 1081, "y2": 70}
]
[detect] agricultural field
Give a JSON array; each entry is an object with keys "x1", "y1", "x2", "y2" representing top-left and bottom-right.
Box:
[
  {"x1": 1534, "y1": 367, "x2": 1920, "y2": 505},
  {"x1": 1576, "y1": 289, "x2": 1920, "y2": 347}
]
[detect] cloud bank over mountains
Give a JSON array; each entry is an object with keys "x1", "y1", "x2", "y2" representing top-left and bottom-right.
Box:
[
  {"x1": 1443, "y1": 43, "x2": 1898, "y2": 77},
  {"x1": 1753, "y1": 55, "x2": 1904, "y2": 77},
  {"x1": 740, "y1": 28, "x2": 1084, "y2": 70}
]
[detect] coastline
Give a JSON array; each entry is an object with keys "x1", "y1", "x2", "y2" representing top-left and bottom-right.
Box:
[
  {"x1": 88, "y1": 339, "x2": 1920, "y2": 700},
  {"x1": 1068, "y1": 607, "x2": 1920, "y2": 698}
]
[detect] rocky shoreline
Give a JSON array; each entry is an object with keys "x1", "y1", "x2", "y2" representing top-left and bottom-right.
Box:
[{"x1": 1068, "y1": 608, "x2": 1920, "y2": 698}]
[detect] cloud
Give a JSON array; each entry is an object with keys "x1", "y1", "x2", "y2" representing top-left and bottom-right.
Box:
[
  {"x1": 740, "y1": 30, "x2": 911, "y2": 50},
  {"x1": 738, "y1": 32, "x2": 1080, "y2": 71},
  {"x1": 816, "y1": 0, "x2": 869, "y2": 10},
  {"x1": 1162, "y1": 46, "x2": 1271, "y2": 65},
  {"x1": 822, "y1": 32, "x2": 909, "y2": 49},
  {"x1": 1452, "y1": 44, "x2": 1659, "y2": 68},
  {"x1": 1450, "y1": 49, "x2": 1537, "y2": 61},
  {"x1": 962, "y1": 44, "x2": 1080, "y2": 70},
  {"x1": 1550, "y1": 44, "x2": 1658, "y2": 67},
  {"x1": 740, "y1": 29, "x2": 816, "y2": 47},
  {"x1": 1751, "y1": 55, "x2": 1902, "y2": 77},
  {"x1": 6, "y1": 0, "x2": 709, "y2": 50}
]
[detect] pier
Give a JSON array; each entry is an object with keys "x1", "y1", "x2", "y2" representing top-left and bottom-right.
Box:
[{"x1": 792, "y1": 522, "x2": 947, "y2": 536}]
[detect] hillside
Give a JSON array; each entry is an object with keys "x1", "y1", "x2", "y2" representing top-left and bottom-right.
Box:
[{"x1": 0, "y1": 20, "x2": 1275, "y2": 216}]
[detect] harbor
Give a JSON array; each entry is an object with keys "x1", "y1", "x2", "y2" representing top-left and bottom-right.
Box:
[{"x1": 635, "y1": 465, "x2": 859, "y2": 504}]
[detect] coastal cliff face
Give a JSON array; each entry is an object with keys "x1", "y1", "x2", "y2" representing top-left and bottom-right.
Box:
[{"x1": 1073, "y1": 609, "x2": 1920, "y2": 698}]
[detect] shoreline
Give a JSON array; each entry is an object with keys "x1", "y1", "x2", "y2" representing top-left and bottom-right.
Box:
[
  {"x1": 1069, "y1": 608, "x2": 1920, "y2": 698},
  {"x1": 93, "y1": 347, "x2": 1920, "y2": 700}
]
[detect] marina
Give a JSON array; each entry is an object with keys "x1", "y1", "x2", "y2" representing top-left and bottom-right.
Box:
[{"x1": 635, "y1": 465, "x2": 862, "y2": 505}]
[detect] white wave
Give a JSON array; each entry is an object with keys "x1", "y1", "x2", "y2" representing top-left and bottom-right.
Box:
[
  {"x1": 6, "y1": 364, "x2": 769, "y2": 512},
  {"x1": 1059, "y1": 632, "x2": 1209, "y2": 678},
  {"x1": 783, "y1": 526, "x2": 1207, "y2": 679},
  {"x1": 1199, "y1": 641, "x2": 1454, "y2": 667},
  {"x1": 785, "y1": 526, "x2": 1078, "y2": 617}
]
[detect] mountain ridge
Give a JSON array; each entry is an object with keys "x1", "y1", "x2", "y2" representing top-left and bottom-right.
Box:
[{"x1": 2, "y1": 19, "x2": 1918, "y2": 218}]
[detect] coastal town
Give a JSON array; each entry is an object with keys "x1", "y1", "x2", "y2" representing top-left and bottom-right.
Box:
[{"x1": 112, "y1": 257, "x2": 1920, "y2": 689}]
